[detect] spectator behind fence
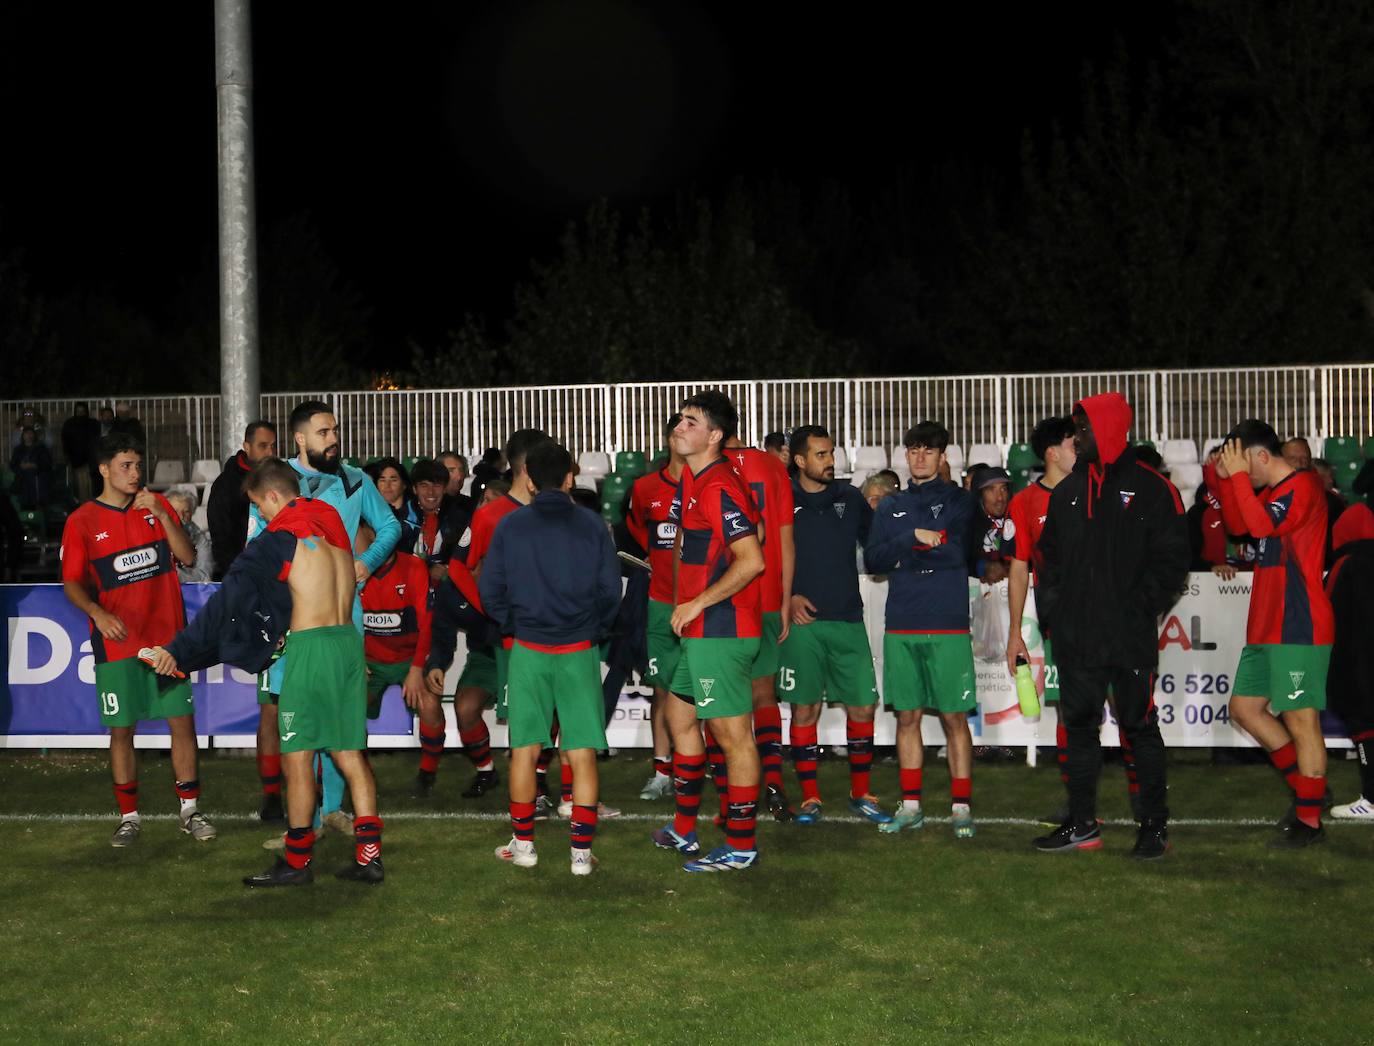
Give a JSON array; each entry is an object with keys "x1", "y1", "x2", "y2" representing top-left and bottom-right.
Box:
[
  {"x1": 1309, "y1": 456, "x2": 1347, "y2": 567},
  {"x1": 968, "y1": 466, "x2": 1012, "y2": 584},
  {"x1": 470, "y1": 447, "x2": 505, "y2": 503},
  {"x1": 861, "y1": 472, "x2": 898, "y2": 512},
  {"x1": 206, "y1": 420, "x2": 277, "y2": 580},
  {"x1": 108, "y1": 402, "x2": 146, "y2": 448},
  {"x1": 61, "y1": 403, "x2": 101, "y2": 503},
  {"x1": 1281, "y1": 438, "x2": 1312, "y2": 472},
  {"x1": 10, "y1": 405, "x2": 51, "y2": 451},
  {"x1": 165, "y1": 488, "x2": 213, "y2": 583},
  {"x1": 10, "y1": 426, "x2": 52, "y2": 508},
  {"x1": 436, "y1": 450, "x2": 474, "y2": 514},
  {"x1": 763, "y1": 431, "x2": 789, "y2": 467},
  {"x1": 1189, "y1": 445, "x2": 1241, "y2": 578}
]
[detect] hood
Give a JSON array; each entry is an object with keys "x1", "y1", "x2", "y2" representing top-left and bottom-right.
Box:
[{"x1": 1075, "y1": 392, "x2": 1132, "y2": 467}]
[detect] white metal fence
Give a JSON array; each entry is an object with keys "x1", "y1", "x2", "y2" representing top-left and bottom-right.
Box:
[{"x1": 6, "y1": 364, "x2": 1373, "y2": 468}]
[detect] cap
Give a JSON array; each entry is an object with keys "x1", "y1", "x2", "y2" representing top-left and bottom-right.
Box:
[{"x1": 974, "y1": 467, "x2": 1011, "y2": 490}]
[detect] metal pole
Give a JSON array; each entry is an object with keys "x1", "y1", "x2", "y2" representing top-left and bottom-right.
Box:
[{"x1": 215, "y1": 0, "x2": 261, "y2": 459}]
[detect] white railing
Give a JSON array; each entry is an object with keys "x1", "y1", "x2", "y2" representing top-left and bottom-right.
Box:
[{"x1": 6, "y1": 364, "x2": 1372, "y2": 468}]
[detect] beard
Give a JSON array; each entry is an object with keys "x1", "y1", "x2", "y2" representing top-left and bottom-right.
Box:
[{"x1": 306, "y1": 446, "x2": 341, "y2": 474}]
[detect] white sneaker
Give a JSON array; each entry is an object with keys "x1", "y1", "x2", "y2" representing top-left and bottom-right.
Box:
[
  {"x1": 495, "y1": 837, "x2": 537, "y2": 868},
  {"x1": 1330, "y1": 796, "x2": 1374, "y2": 820},
  {"x1": 557, "y1": 801, "x2": 622, "y2": 819},
  {"x1": 640, "y1": 773, "x2": 673, "y2": 800},
  {"x1": 570, "y1": 849, "x2": 597, "y2": 876}
]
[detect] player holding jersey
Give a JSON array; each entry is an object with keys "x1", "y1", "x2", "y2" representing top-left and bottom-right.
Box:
[
  {"x1": 61, "y1": 433, "x2": 214, "y2": 847},
  {"x1": 1216, "y1": 421, "x2": 1334, "y2": 848}
]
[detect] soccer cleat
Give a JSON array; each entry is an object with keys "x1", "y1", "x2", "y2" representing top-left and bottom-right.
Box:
[
  {"x1": 180, "y1": 811, "x2": 217, "y2": 842},
  {"x1": 1130, "y1": 818, "x2": 1169, "y2": 860},
  {"x1": 494, "y1": 837, "x2": 538, "y2": 867},
  {"x1": 682, "y1": 845, "x2": 758, "y2": 873},
  {"x1": 533, "y1": 795, "x2": 556, "y2": 821},
  {"x1": 1038, "y1": 801, "x2": 1070, "y2": 827},
  {"x1": 651, "y1": 824, "x2": 701, "y2": 855},
  {"x1": 110, "y1": 819, "x2": 141, "y2": 848},
  {"x1": 557, "y1": 800, "x2": 622, "y2": 820},
  {"x1": 795, "y1": 799, "x2": 824, "y2": 825},
  {"x1": 461, "y1": 769, "x2": 500, "y2": 798},
  {"x1": 243, "y1": 857, "x2": 314, "y2": 887},
  {"x1": 259, "y1": 791, "x2": 285, "y2": 823},
  {"x1": 849, "y1": 795, "x2": 894, "y2": 824},
  {"x1": 412, "y1": 770, "x2": 436, "y2": 799},
  {"x1": 336, "y1": 857, "x2": 385, "y2": 884},
  {"x1": 321, "y1": 810, "x2": 354, "y2": 836},
  {"x1": 1279, "y1": 787, "x2": 1337, "y2": 828},
  {"x1": 951, "y1": 807, "x2": 976, "y2": 840},
  {"x1": 878, "y1": 808, "x2": 925, "y2": 834},
  {"x1": 1268, "y1": 821, "x2": 1326, "y2": 849},
  {"x1": 766, "y1": 784, "x2": 794, "y2": 823},
  {"x1": 639, "y1": 773, "x2": 673, "y2": 800},
  {"x1": 1330, "y1": 796, "x2": 1374, "y2": 820},
  {"x1": 1128, "y1": 792, "x2": 1144, "y2": 824},
  {"x1": 570, "y1": 850, "x2": 598, "y2": 876},
  {"x1": 1034, "y1": 819, "x2": 1102, "y2": 852}
]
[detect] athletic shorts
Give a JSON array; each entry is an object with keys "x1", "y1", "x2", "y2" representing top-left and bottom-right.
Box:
[
  {"x1": 278, "y1": 625, "x2": 367, "y2": 753},
  {"x1": 644, "y1": 598, "x2": 681, "y2": 689},
  {"x1": 882, "y1": 632, "x2": 977, "y2": 714},
  {"x1": 671, "y1": 636, "x2": 760, "y2": 720},
  {"x1": 777, "y1": 619, "x2": 878, "y2": 707},
  {"x1": 365, "y1": 659, "x2": 412, "y2": 719},
  {"x1": 1042, "y1": 635, "x2": 1061, "y2": 705},
  {"x1": 506, "y1": 641, "x2": 607, "y2": 751},
  {"x1": 257, "y1": 668, "x2": 278, "y2": 706},
  {"x1": 456, "y1": 645, "x2": 498, "y2": 698},
  {"x1": 95, "y1": 658, "x2": 194, "y2": 728},
  {"x1": 750, "y1": 610, "x2": 783, "y2": 680},
  {"x1": 496, "y1": 641, "x2": 511, "y2": 722},
  {"x1": 1234, "y1": 642, "x2": 1330, "y2": 712}
]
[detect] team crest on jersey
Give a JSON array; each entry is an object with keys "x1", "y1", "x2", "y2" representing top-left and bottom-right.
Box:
[
  {"x1": 833, "y1": 502, "x2": 846, "y2": 518},
  {"x1": 144, "y1": 514, "x2": 158, "y2": 527},
  {"x1": 1120, "y1": 490, "x2": 1135, "y2": 509},
  {"x1": 1289, "y1": 670, "x2": 1306, "y2": 689},
  {"x1": 1002, "y1": 519, "x2": 1016, "y2": 540},
  {"x1": 458, "y1": 527, "x2": 472, "y2": 549},
  {"x1": 281, "y1": 711, "x2": 296, "y2": 730},
  {"x1": 931, "y1": 504, "x2": 942, "y2": 519},
  {"x1": 699, "y1": 678, "x2": 715, "y2": 696},
  {"x1": 395, "y1": 584, "x2": 406, "y2": 596}
]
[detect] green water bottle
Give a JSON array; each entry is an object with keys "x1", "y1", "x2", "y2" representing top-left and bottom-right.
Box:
[{"x1": 1015, "y1": 654, "x2": 1041, "y2": 723}]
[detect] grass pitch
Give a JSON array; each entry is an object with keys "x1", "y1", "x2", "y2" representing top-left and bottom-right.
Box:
[{"x1": 4, "y1": 748, "x2": 1372, "y2": 1045}]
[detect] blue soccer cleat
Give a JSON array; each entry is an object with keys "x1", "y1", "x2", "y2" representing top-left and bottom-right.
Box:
[
  {"x1": 794, "y1": 799, "x2": 824, "y2": 825},
  {"x1": 651, "y1": 824, "x2": 700, "y2": 855},
  {"x1": 682, "y1": 845, "x2": 758, "y2": 873},
  {"x1": 848, "y1": 795, "x2": 893, "y2": 824}
]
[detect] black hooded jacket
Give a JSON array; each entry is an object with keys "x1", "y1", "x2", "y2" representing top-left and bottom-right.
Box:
[{"x1": 1038, "y1": 393, "x2": 1190, "y2": 671}]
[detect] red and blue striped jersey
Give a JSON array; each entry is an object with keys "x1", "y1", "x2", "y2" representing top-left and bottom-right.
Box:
[
  {"x1": 1217, "y1": 469, "x2": 1333, "y2": 645},
  {"x1": 626, "y1": 467, "x2": 680, "y2": 604},
  {"x1": 671, "y1": 457, "x2": 762, "y2": 638},
  {"x1": 361, "y1": 551, "x2": 432, "y2": 667},
  {"x1": 726, "y1": 446, "x2": 794, "y2": 612}
]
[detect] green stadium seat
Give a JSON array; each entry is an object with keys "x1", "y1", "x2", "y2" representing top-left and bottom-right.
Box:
[
  {"x1": 1131, "y1": 439, "x2": 1157, "y2": 451},
  {"x1": 343, "y1": 456, "x2": 362, "y2": 468},
  {"x1": 1361, "y1": 437, "x2": 1374, "y2": 461},
  {"x1": 1006, "y1": 443, "x2": 1038, "y2": 470},
  {"x1": 601, "y1": 474, "x2": 632, "y2": 520},
  {"x1": 652, "y1": 447, "x2": 670, "y2": 466},
  {"x1": 1335, "y1": 458, "x2": 1363, "y2": 492},
  {"x1": 1323, "y1": 436, "x2": 1361, "y2": 463},
  {"x1": 18, "y1": 509, "x2": 43, "y2": 538},
  {"x1": 402, "y1": 456, "x2": 421, "y2": 473},
  {"x1": 614, "y1": 451, "x2": 647, "y2": 479},
  {"x1": 1010, "y1": 467, "x2": 1034, "y2": 492}
]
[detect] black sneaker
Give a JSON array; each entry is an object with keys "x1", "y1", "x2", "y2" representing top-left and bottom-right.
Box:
[
  {"x1": 1033, "y1": 819, "x2": 1102, "y2": 852},
  {"x1": 461, "y1": 769, "x2": 500, "y2": 798},
  {"x1": 336, "y1": 857, "x2": 385, "y2": 884},
  {"x1": 1278, "y1": 786, "x2": 1336, "y2": 828},
  {"x1": 1130, "y1": 818, "x2": 1169, "y2": 860},
  {"x1": 1038, "y1": 801, "x2": 1070, "y2": 827},
  {"x1": 1268, "y1": 820, "x2": 1326, "y2": 849},
  {"x1": 766, "y1": 784, "x2": 794, "y2": 823},
  {"x1": 412, "y1": 770, "x2": 436, "y2": 799},
  {"x1": 259, "y1": 792, "x2": 285, "y2": 824},
  {"x1": 243, "y1": 857, "x2": 314, "y2": 888}
]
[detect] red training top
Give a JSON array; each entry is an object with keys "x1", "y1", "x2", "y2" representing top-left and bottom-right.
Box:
[
  {"x1": 1004, "y1": 480, "x2": 1053, "y2": 576},
  {"x1": 626, "y1": 466, "x2": 681, "y2": 604},
  {"x1": 448, "y1": 492, "x2": 522, "y2": 614},
  {"x1": 672, "y1": 456, "x2": 762, "y2": 639},
  {"x1": 266, "y1": 497, "x2": 351, "y2": 552},
  {"x1": 361, "y1": 551, "x2": 432, "y2": 667},
  {"x1": 724, "y1": 446, "x2": 793, "y2": 613}
]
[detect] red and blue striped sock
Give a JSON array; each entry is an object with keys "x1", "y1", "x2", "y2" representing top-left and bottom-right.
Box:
[
  {"x1": 560, "y1": 762, "x2": 574, "y2": 805},
  {"x1": 847, "y1": 718, "x2": 875, "y2": 799},
  {"x1": 114, "y1": 780, "x2": 139, "y2": 816},
  {"x1": 1268, "y1": 741, "x2": 1301, "y2": 792},
  {"x1": 510, "y1": 801, "x2": 536, "y2": 842},
  {"x1": 256, "y1": 754, "x2": 282, "y2": 796},
  {"x1": 704, "y1": 724, "x2": 729, "y2": 819},
  {"x1": 789, "y1": 722, "x2": 821, "y2": 803},
  {"x1": 754, "y1": 705, "x2": 784, "y2": 791},
  {"x1": 354, "y1": 815, "x2": 382, "y2": 865},
  {"x1": 899, "y1": 768, "x2": 922, "y2": 808},
  {"x1": 284, "y1": 827, "x2": 315, "y2": 870},
  {"x1": 725, "y1": 784, "x2": 759, "y2": 853},
  {"x1": 570, "y1": 805, "x2": 597, "y2": 850},
  {"x1": 1294, "y1": 774, "x2": 1325, "y2": 829},
  {"x1": 672, "y1": 753, "x2": 707, "y2": 837},
  {"x1": 419, "y1": 722, "x2": 446, "y2": 774}
]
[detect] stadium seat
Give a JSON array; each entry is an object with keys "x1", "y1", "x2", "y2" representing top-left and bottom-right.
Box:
[
  {"x1": 343, "y1": 456, "x2": 362, "y2": 468},
  {"x1": 601, "y1": 474, "x2": 631, "y2": 521},
  {"x1": 402, "y1": 456, "x2": 421, "y2": 473},
  {"x1": 849, "y1": 469, "x2": 871, "y2": 488},
  {"x1": 1323, "y1": 436, "x2": 1362, "y2": 463},
  {"x1": 652, "y1": 447, "x2": 669, "y2": 466},
  {"x1": 578, "y1": 451, "x2": 611, "y2": 481},
  {"x1": 614, "y1": 451, "x2": 647, "y2": 479},
  {"x1": 943, "y1": 443, "x2": 964, "y2": 471},
  {"x1": 1006, "y1": 443, "x2": 1037, "y2": 470},
  {"x1": 1170, "y1": 463, "x2": 1203, "y2": 489},
  {"x1": 192, "y1": 504, "x2": 209, "y2": 531},
  {"x1": 1334, "y1": 458, "x2": 1363, "y2": 492},
  {"x1": 18, "y1": 509, "x2": 43, "y2": 539},
  {"x1": 1175, "y1": 486, "x2": 1199, "y2": 511},
  {"x1": 1010, "y1": 467, "x2": 1034, "y2": 492},
  {"x1": 149, "y1": 459, "x2": 185, "y2": 490},
  {"x1": 832, "y1": 447, "x2": 851, "y2": 476},
  {"x1": 574, "y1": 474, "x2": 598, "y2": 492},
  {"x1": 1361, "y1": 437, "x2": 1374, "y2": 461},
  {"x1": 1132, "y1": 439, "x2": 1157, "y2": 452},
  {"x1": 1162, "y1": 440, "x2": 1199, "y2": 466},
  {"x1": 190, "y1": 459, "x2": 221, "y2": 485},
  {"x1": 966, "y1": 443, "x2": 1001, "y2": 468},
  {"x1": 853, "y1": 445, "x2": 888, "y2": 472}
]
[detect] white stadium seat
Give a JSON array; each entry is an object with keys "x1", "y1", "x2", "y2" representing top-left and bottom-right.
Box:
[
  {"x1": 574, "y1": 474, "x2": 598, "y2": 492},
  {"x1": 577, "y1": 452, "x2": 610, "y2": 481},
  {"x1": 832, "y1": 447, "x2": 851, "y2": 476},
  {"x1": 1161, "y1": 440, "x2": 1198, "y2": 466},
  {"x1": 966, "y1": 443, "x2": 1002, "y2": 468},
  {"x1": 192, "y1": 504, "x2": 209, "y2": 531},
  {"x1": 149, "y1": 459, "x2": 185, "y2": 490},
  {"x1": 943, "y1": 443, "x2": 965, "y2": 470},
  {"x1": 849, "y1": 469, "x2": 871, "y2": 488},
  {"x1": 1171, "y1": 463, "x2": 1203, "y2": 489},
  {"x1": 190, "y1": 459, "x2": 222, "y2": 485},
  {"x1": 1175, "y1": 486, "x2": 1199, "y2": 511},
  {"x1": 853, "y1": 445, "x2": 888, "y2": 472}
]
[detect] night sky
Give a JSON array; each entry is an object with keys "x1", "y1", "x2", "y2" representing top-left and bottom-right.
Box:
[{"x1": 0, "y1": 2, "x2": 1165, "y2": 358}]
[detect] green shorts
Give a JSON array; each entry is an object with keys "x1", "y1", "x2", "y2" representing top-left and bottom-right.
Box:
[
  {"x1": 882, "y1": 632, "x2": 977, "y2": 714},
  {"x1": 670, "y1": 636, "x2": 759, "y2": 720},
  {"x1": 257, "y1": 668, "x2": 277, "y2": 706},
  {"x1": 645, "y1": 598, "x2": 682, "y2": 689},
  {"x1": 1042, "y1": 635, "x2": 1061, "y2": 705},
  {"x1": 750, "y1": 610, "x2": 783, "y2": 679},
  {"x1": 777, "y1": 619, "x2": 878, "y2": 707},
  {"x1": 365, "y1": 659, "x2": 412, "y2": 719},
  {"x1": 506, "y1": 641, "x2": 607, "y2": 751},
  {"x1": 1234, "y1": 643, "x2": 1330, "y2": 712},
  {"x1": 278, "y1": 625, "x2": 367, "y2": 753},
  {"x1": 496, "y1": 642, "x2": 511, "y2": 722},
  {"x1": 95, "y1": 658, "x2": 194, "y2": 728},
  {"x1": 457, "y1": 645, "x2": 498, "y2": 697}
]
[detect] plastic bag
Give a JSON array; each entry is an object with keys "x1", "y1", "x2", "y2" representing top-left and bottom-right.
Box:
[{"x1": 971, "y1": 581, "x2": 1010, "y2": 661}]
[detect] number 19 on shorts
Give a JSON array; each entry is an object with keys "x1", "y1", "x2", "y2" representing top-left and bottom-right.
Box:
[{"x1": 100, "y1": 691, "x2": 120, "y2": 717}]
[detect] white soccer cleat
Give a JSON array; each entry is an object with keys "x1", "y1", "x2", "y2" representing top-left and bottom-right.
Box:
[
  {"x1": 557, "y1": 801, "x2": 622, "y2": 820},
  {"x1": 495, "y1": 837, "x2": 538, "y2": 868},
  {"x1": 1329, "y1": 796, "x2": 1374, "y2": 820},
  {"x1": 570, "y1": 849, "x2": 598, "y2": 876},
  {"x1": 639, "y1": 773, "x2": 673, "y2": 800}
]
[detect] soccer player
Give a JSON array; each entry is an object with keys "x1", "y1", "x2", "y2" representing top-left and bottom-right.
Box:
[
  {"x1": 480, "y1": 442, "x2": 621, "y2": 875},
  {"x1": 722, "y1": 432, "x2": 795, "y2": 821},
  {"x1": 625, "y1": 414, "x2": 687, "y2": 800},
  {"x1": 1216, "y1": 422, "x2": 1334, "y2": 847},
  {"x1": 61, "y1": 433, "x2": 214, "y2": 847},
  {"x1": 1034, "y1": 393, "x2": 1188, "y2": 858},
  {"x1": 778, "y1": 425, "x2": 888, "y2": 825},
  {"x1": 650, "y1": 391, "x2": 766, "y2": 872},
  {"x1": 865, "y1": 421, "x2": 978, "y2": 839},
  {"x1": 355, "y1": 523, "x2": 437, "y2": 795},
  {"x1": 410, "y1": 458, "x2": 470, "y2": 583},
  {"x1": 251, "y1": 401, "x2": 400, "y2": 833}
]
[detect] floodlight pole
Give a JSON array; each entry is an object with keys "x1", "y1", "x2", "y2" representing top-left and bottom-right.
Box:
[{"x1": 215, "y1": 0, "x2": 261, "y2": 459}]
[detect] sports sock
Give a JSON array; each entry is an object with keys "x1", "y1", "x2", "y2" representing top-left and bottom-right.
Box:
[
  {"x1": 535, "y1": 747, "x2": 554, "y2": 796},
  {"x1": 672, "y1": 752, "x2": 707, "y2": 837},
  {"x1": 725, "y1": 783, "x2": 759, "y2": 853},
  {"x1": 704, "y1": 724, "x2": 729, "y2": 819},
  {"x1": 510, "y1": 801, "x2": 536, "y2": 843},
  {"x1": 1354, "y1": 731, "x2": 1374, "y2": 800},
  {"x1": 1267, "y1": 741, "x2": 1301, "y2": 792},
  {"x1": 1294, "y1": 774, "x2": 1325, "y2": 829},
  {"x1": 418, "y1": 722, "x2": 446, "y2": 775},
  {"x1": 354, "y1": 815, "x2": 382, "y2": 864},
  {"x1": 899, "y1": 768, "x2": 922, "y2": 813},
  {"x1": 789, "y1": 722, "x2": 821, "y2": 803},
  {"x1": 560, "y1": 762, "x2": 574, "y2": 805},
  {"x1": 114, "y1": 780, "x2": 139, "y2": 819},
  {"x1": 570, "y1": 804, "x2": 597, "y2": 851},
  {"x1": 174, "y1": 778, "x2": 200, "y2": 818},
  {"x1": 1117, "y1": 726, "x2": 1140, "y2": 796},
  {"x1": 459, "y1": 720, "x2": 492, "y2": 772},
  {"x1": 754, "y1": 705, "x2": 784, "y2": 791},
  {"x1": 1056, "y1": 721, "x2": 1069, "y2": 785},
  {"x1": 256, "y1": 753, "x2": 282, "y2": 796},
  {"x1": 653, "y1": 756, "x2": 672, "y2": 779},
  {"x1": 284, "y1": 827, "x2": 315, "y2": 870},
  {"x1": 847, "y1": 718, "x2": 875, "y2": 799},
  {"x1": 951, "y1": 776, "x2": 972, "y2": 811}
]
